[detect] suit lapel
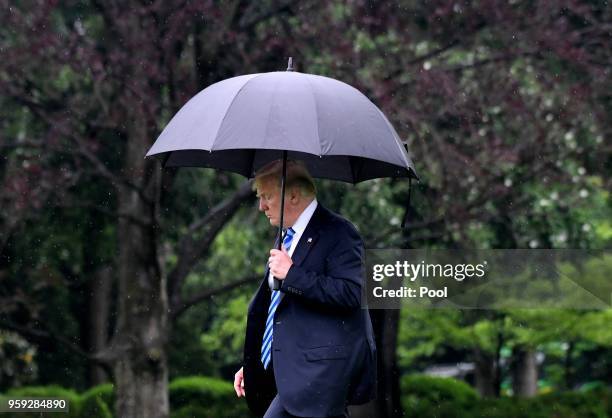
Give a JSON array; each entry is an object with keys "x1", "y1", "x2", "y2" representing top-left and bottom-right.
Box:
[
  {"x1": 289, "y1": 204, "x2": 326, "y2": 267},
  {"x1": 255, "y1": 205, "x2": 328, "y2": 312}
]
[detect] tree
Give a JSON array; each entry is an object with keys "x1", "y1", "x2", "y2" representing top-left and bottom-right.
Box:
[
  {"x1": 0, "y1": 1, "x2": 300, "y2": 417},
  {"x1": 2, "y1": 1, "x2": 610, "y2": 417}
]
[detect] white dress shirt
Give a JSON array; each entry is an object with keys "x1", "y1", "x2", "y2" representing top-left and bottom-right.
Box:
[{"x1": 267, "y1": 198, "x2": 318, "y2": 289}]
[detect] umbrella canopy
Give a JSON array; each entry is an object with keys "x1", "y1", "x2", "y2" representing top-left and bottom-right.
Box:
[{"x1": 146, "y1": 68, "x2": 418, "y2": 183}]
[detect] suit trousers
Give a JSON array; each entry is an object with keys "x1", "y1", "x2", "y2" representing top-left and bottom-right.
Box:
[
  {"x1": 262, "y1": 360, "x2": 349, "y2": 418},
  {"x1": 263, "y1": 394, "x2": 350, "y2": 418}
]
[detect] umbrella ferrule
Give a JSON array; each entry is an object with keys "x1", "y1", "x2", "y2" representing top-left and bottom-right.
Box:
[{"x1": 287, "y1": 57, "x2": 294, "y2": 71}]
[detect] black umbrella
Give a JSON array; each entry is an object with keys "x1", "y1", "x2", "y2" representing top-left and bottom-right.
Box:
[{"x1": 146, "y1": 58, "x2": 418, "y2": 289}]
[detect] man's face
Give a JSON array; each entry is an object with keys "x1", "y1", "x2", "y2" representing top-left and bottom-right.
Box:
[{"x1": 256, "y1": 178, "x2": 284, "y2": 226}]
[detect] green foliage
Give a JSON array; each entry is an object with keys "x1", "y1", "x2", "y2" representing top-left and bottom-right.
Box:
[
  {"x1": 401, "y1": 375, "x2": 612, "y2": 418},
  {"x1": 2, "y1": 376, "x2": 610, "y2": 418},
  {"x1": 169, "y1": 376, "x2": 231, "y2": 404},
  {"x1": 536, "y1": 390, "x2": 609, "y2": 418},
  {"x1": 169, "y1": 376, "x2": 251, "y2": 417},
  {"x1": 402, "y1": 374, "x2": 478, "y2": 417},
  {"x1": 0, "y1": 377, "x2": 249, "y2": 418},
  {"x1": 199, "y1": 294, "x2": 249, "y2": 368},
  {"x1": 171, "y1": 404, "x2": 222, "y2": 418},
  {"x1": 0, "y1": 331, "x2": 37, "y2": 389},
  {"x1": 470, "y1": 397, "x2": 541, "y2": 418},
  {"x1": 88, "y1": 396, "x2": 112, "y2": 418},
  {"x1": 398, "y1": 309, "x2": 471, "y2": 368},
  {"x1": 2, "y1": 0, "x2": 611, "y2": 408},
  {"x1": 78, "y1": 383, "x2": 114, "y2": 418},
  {"x1": 398, "y1": 254, "x2": 612, "y2": 389}
]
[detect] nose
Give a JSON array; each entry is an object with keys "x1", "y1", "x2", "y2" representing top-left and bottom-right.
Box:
[{"x1": 259, "y1": 198, "x2": 267, "y2": 212}]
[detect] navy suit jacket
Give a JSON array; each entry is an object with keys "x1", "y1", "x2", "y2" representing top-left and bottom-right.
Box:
[{"x1": 243, "y1": 204, "x2": 377, "y2": 417}]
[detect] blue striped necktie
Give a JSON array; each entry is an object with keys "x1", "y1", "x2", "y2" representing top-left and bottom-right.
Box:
[{"x1": 261, "y1": 227, "x2": 295, "y2": 369}]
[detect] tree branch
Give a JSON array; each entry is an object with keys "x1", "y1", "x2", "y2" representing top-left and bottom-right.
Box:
[
  {"x1": 52, "y1": 200, "x2": 151, "y2": 228},
  {"x1": 444, "y1": 51, "x2": 539, "y2": 73},
  {"x1": 238, "y1": 0, "x2": 297, "y2": 30},
  {"x1": 4, "y1": 88, "x2": 152, "y2": 204},
  {"x1": 0, "y1": 319, "x2": 112, "y2": 372},
  {"x1": 172, "y1": 275, "x2": 260, "y2": 320},
  {"x1": 406, "y1": 39, "x2": 461, "y2": 66},
  {"x1": 168, "y1": 180, "x2": 255, "y2": 308}
]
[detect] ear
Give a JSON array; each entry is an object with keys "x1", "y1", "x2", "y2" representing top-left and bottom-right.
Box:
[{"x1": 289, "y1": 186, "x2": 300, "y2": 203}]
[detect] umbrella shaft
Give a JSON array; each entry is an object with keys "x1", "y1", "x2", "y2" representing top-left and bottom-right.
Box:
[{"x1": 273, "y1": 151, "x2": 288, "y2": 290}]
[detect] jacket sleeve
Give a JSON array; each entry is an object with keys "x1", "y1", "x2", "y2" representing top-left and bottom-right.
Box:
[{"x1": 280, "y1": 223, "x2": 364, "y2": 309}]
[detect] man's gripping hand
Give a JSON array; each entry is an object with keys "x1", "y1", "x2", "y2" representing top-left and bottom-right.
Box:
[
  {"x1": 268, "y1": 248, "x2": 293, "y2": 279},
  {"x1": 234, "y1": 367, "x2": 245, "y2": 397}
]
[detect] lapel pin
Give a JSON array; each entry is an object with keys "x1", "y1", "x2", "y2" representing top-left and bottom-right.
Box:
[{"x1": 307, "y1": 237, "x2": 312, "y2": 243}]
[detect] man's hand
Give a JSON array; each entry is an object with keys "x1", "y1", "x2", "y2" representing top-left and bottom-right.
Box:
[
  {"x1": 268, "y1": 248, "x2": 293, "y2": 279},
  {"x1": 234, "y1": 367, "x2": 245, "y2": 397}
]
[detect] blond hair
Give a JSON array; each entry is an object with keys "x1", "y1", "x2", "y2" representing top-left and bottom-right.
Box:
[{"x1": 253, "y1": 160, "x2": 316, "y2": 197}]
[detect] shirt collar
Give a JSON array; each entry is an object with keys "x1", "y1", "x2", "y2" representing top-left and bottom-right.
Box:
[{"x1": 289, "y1": 198, "x2": 318, "y2": 236}]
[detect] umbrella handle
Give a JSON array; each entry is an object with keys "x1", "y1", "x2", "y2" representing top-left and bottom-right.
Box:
[{"x1": 272, "y1": 151, "x2": 288, "y2": 291}]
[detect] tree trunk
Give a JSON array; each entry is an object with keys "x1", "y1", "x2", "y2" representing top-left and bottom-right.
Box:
[
  {"x1": 511, "y1": 347, "x2": 537, "y2": 397},
  {"x1": 111, "y1": 115, "x2": 169, "y2": 418},
  {"x1": 351, "y1": 309, "x2": 402, "y2": 418},
  {"x1": 87, "y1": 266, "x2": 113, "y2": 385},
  {"x1": 474, "y1": 347, "x2": 500, "y2": 397}
]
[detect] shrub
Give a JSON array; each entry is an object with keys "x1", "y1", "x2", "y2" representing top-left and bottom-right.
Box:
[
  {"x1": 171, "y1": 404, "x2": 225, "y2": 418},
  {"x1": 402, "y1": 374, "x2": 478, "y2": 418},
  {"x1": 89, "y1": 396, "x2": 112, "y2": 418},
  {"x1": 470, "y1": 397, "x2": 548, "y2": 418},
  {"x1": 169, "y1": 375, "x2": 251, "y2": 418},
  {"x1": 535, "y1": 390, "x2": 608, "y2": 418},
  {"x1": 400, "y1": 374, "x2": 612, "y2": 418},
  {"x1": 78, "y1": 383, "x2": 114, "y2": 418}
]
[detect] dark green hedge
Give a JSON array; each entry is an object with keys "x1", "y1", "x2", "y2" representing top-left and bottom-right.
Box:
[
  {"x1": 402, "y1": 374, "x2": 479, "y2": 418},
  {"x1": 169, "y1": 376, "x2": 252, "y2": 418},
  {"x1": 1, "y1": 375, "x2": 609, "y2": 418},
  {"x1": 0, "y1": 376, "x2": 250, "y2": 418},
  {"x1": 79, "y1": 383, "x2": 114, "y2": 418},
  {"x1": 401, "y1": 375, "x2": 611, "y2": 418}
]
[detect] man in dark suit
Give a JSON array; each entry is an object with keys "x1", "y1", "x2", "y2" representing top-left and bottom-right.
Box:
[{"x1": 234, "y1": 160, "x2": 376, "y2": 418}]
